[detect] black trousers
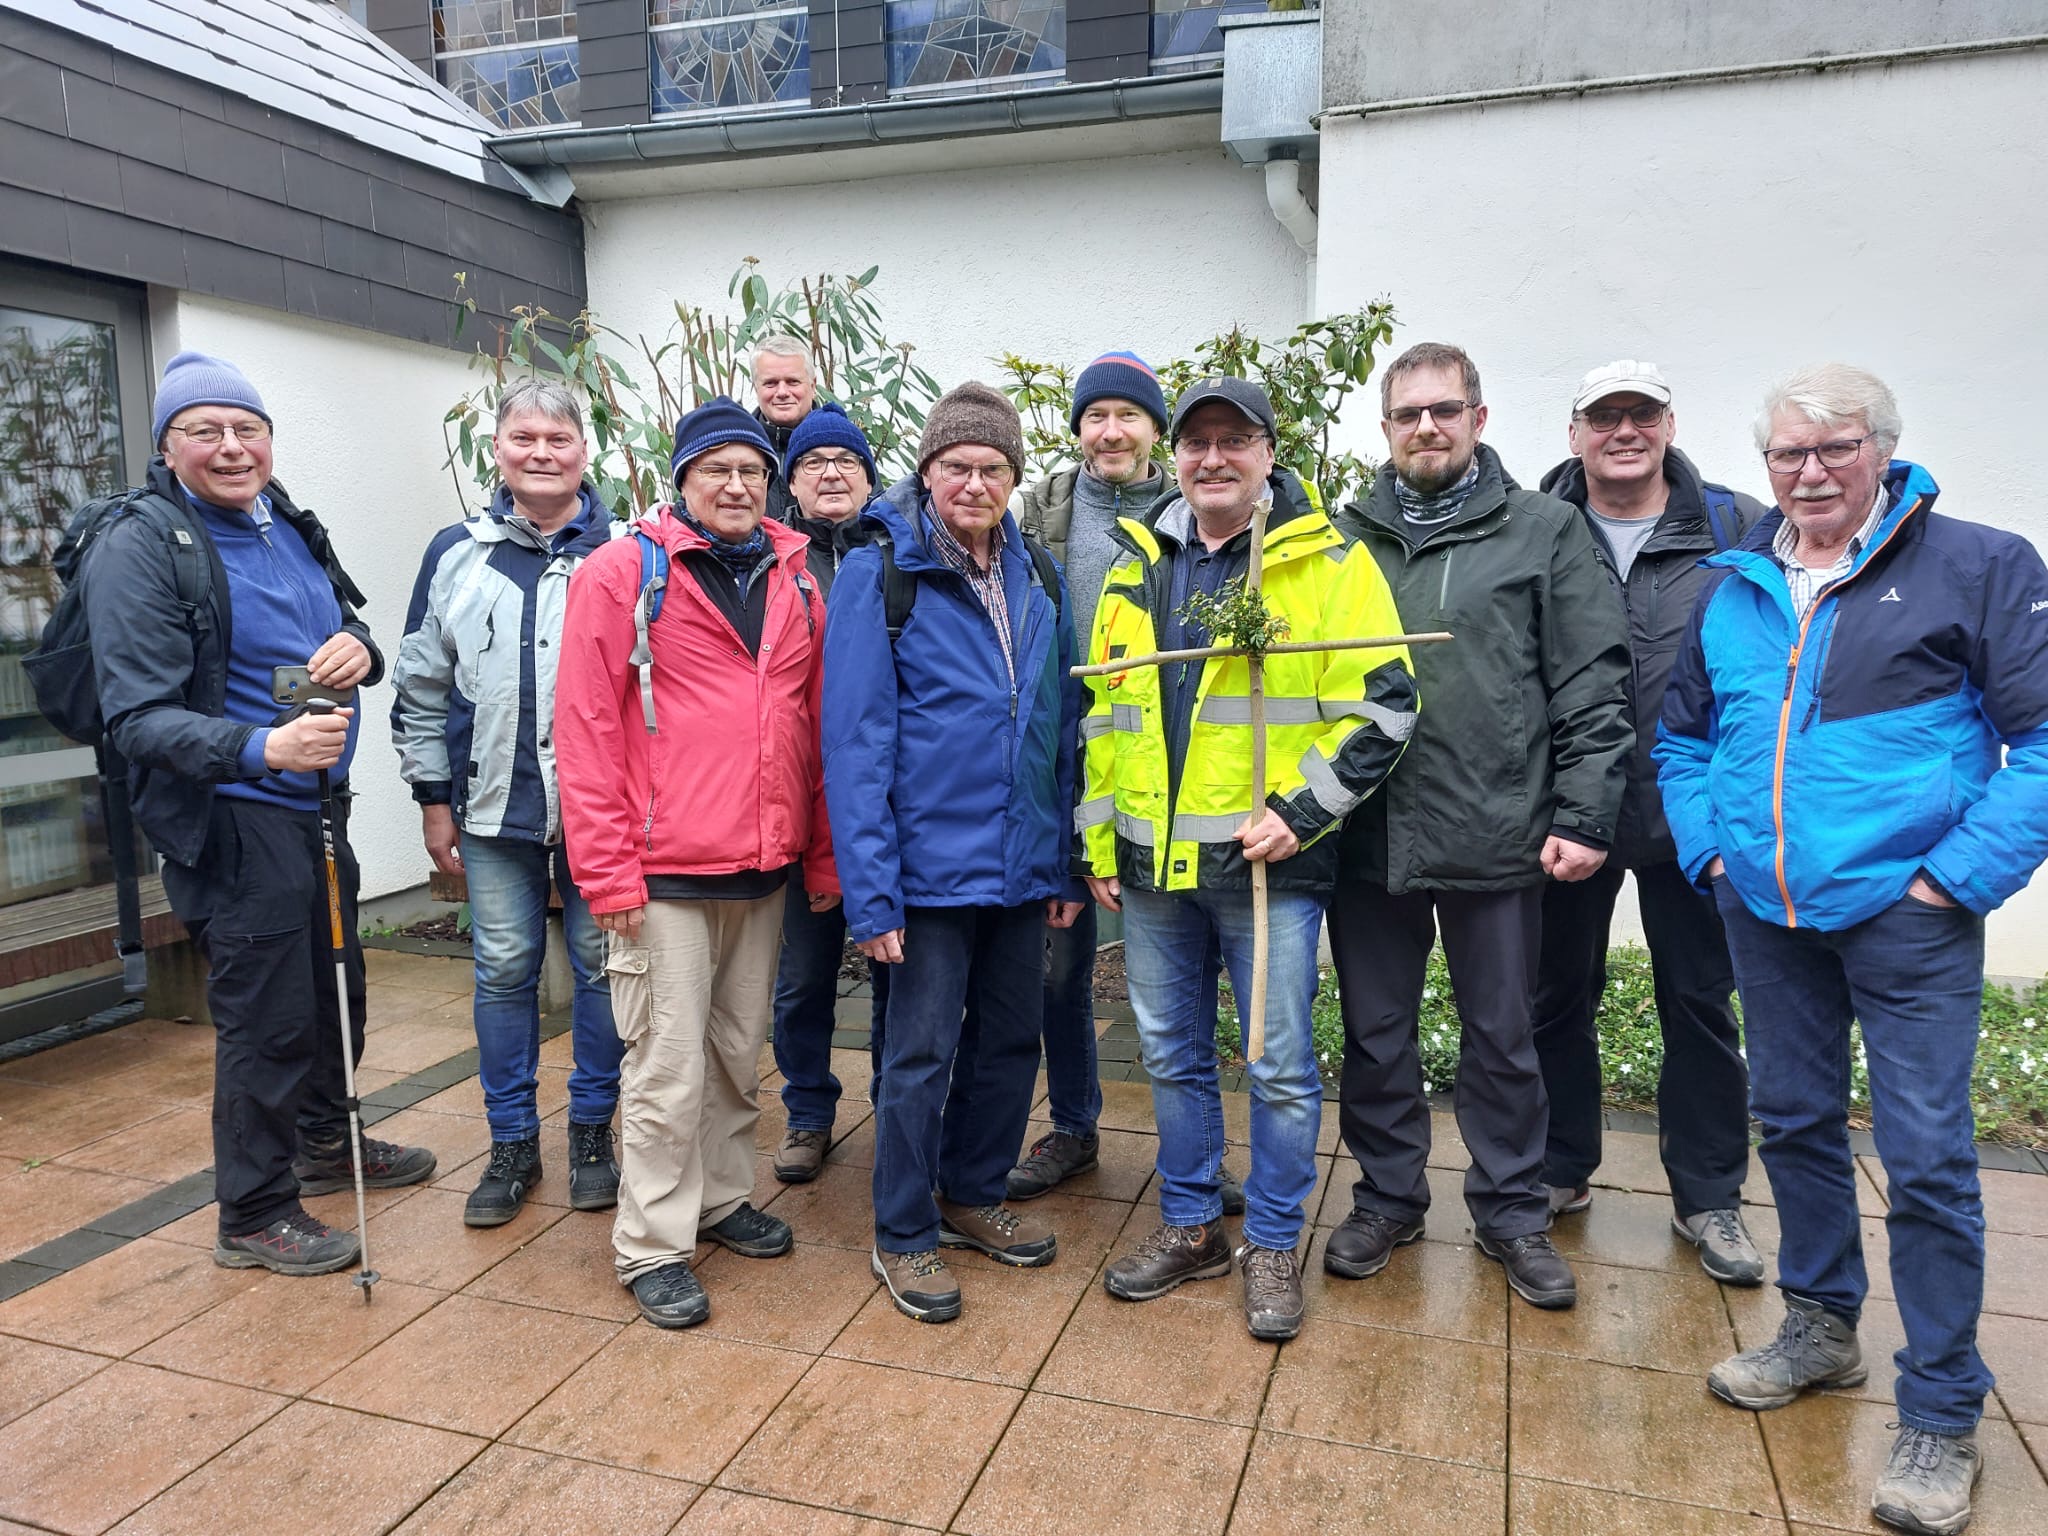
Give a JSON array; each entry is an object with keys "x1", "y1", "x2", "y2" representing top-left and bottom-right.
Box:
[
  {"x1": 1328, "y1": 882, "x2": 1549, "y2": 1240},
  {"x1": 161, "y1": 794, "x2": 367, "y2": 1234},
  {"x1": 1531, "y1": 859, "x2": 1749, "y2": 1216}
]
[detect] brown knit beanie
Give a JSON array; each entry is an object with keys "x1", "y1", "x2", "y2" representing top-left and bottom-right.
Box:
[{"x1": 917, "y1": 381, "x2": 1026, "y2": 484}]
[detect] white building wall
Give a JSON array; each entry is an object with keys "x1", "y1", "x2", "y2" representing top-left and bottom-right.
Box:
[
  {"x1": 149, "y1": 293, "x2": 484, "y2": 904},
  {"x1": 578, "y1": 141, "x2": 1310, "y2": 428},
  {"x1": 1316, "y1": 52, "x2": 2048, "y2": 975}
]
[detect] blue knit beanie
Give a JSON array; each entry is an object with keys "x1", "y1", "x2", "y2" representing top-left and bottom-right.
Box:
[
  {"x1": 151, "y1": 350, "x2": 269, "y2": 447},
  {"x1": 1069, "y1": 350, "x2": 1168, "y2": 434},
  {"x1": 783, "y1": 402, "x2": 878, "y2": 490},
  {"x1": 670, "y1": 395, "x2": 778, "y2": 488}
]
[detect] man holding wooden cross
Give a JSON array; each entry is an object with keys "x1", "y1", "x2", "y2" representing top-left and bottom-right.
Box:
[{"x1": 1081, "y1": 377, "x2": 1418, "y2": 1340}]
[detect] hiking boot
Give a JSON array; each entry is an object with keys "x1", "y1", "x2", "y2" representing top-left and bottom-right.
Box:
[
  {"x1": 295, "y1": 1133, "x2": 437, "y2": 1195},
  {"x1": 1005, "y1": 1129, "x2": 1099, "y2": 1200},
  {"x1": 872, "y1": 1246, "x2": 961, "y2": 1323},
  {"x1": 1220, "y1": 1162, "x2": 1247, "y2": 1216},
  {"x1": 936, "y1": 1199, "x2": 1056, "y2": 1267},
  {"x1": 1674, "y1": 1207, "x2": 1766, "y2": 1286},
  {"x1": 1104, "y1": 1220, "x2": 1232, "y2": 1302},
  {"x1": 1477, "y1": 1230, "x2": 1578, "y2": 1309},
  {"x1": 774, "y1": 1127, "x2": 829, "y2": 1184},
  {"x1": 631, "y1": 1262, "x2": 709, "y2": 1328},
  {"x1": 566, "y1": 1121, "x2": 619, "y2": 1210},
  {"x1": 1872, "y1": 1424, "x2": 1981, "y2": 1535},
  {"x1": 1707, "y1": 1293, "x2": 1865, "y2": 1410},
  {"x1": 463, "y1": 1137, "x2": 541, "y2": 1228},
  {"x1": 1323, "y1": 1208, "x2": 1424, "y2": 1280},
  {"x1": 1547, "y1": 1182, "x2": 1592, "y2": 1216},
  {"x1": 1240, "y1": 1242, "x2": 1306, "y2": 1340},
  {"x1": 215, "y1": 1208, "x2": 360, "y2": 1276},
  {"x1": 700, "y1": 1202, "x2": 793, "y2": 1259}
]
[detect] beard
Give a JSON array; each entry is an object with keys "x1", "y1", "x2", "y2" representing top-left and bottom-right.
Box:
[{"x1": 1397, "y1": 444, "x2": 1476, "y2": 497}]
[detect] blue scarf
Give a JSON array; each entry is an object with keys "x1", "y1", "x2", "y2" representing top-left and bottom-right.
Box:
[{"x1": 681, "y1": 511, "x2": 772, "y2": 599}]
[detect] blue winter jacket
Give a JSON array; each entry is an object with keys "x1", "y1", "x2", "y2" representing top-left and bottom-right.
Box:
[
  {"x1": 1656, "y1": 461, "x2": 2048, "y2": 930},
  {"x1": 822, "y1": 477, "x2": 1081, "y2": 942}
]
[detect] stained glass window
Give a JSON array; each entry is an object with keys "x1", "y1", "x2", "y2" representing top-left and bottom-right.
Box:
[
  {"x1": 649, "y1": 1, "x2": 810, "y2": 117},
  {"x1": 433, "y1": 1, "x2": 581, "y2": 128},
  {"x1": 884, "y1": 2, "x2": 1065, "y2": 96},
  {"x1": 1150, "y1": 0, "x2": 1263, "y2": 73}
]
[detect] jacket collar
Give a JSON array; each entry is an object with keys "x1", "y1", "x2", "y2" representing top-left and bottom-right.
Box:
[
  {"x1": 633, "y1": 502, "x2": 811, "y2": 565},
  {"x1": 1541, "y1": 446, "x2": 1724, "y2": 557},
  {"x1": 1355, "y1": 442, "x2": 1515, "y2": 548},
  {"x1": 1720, "y1": 460, "x2": 1940, "y2": 578},
  {"x1": 865, "y1": 475, "x2": 1027, "y2": 577},
  {"x1": 481, "y1": 483, "x2": 613, "y2": 557},
  {"x1": 1119, "y1": 467, "x2": 1325, "y2": 557}
]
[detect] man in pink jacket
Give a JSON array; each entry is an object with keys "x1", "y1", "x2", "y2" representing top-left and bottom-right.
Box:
[{"x1": 556, "y1": 396, "x2": 838, "y2": 1329}]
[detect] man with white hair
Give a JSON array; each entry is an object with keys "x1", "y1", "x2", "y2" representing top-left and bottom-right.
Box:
[
  {"x1": 1658, "y1": 364, "x2": 2048, "y2": 1535},
  {"x1": 750, "y1": 336, "x2": 818, "y2": 522}
]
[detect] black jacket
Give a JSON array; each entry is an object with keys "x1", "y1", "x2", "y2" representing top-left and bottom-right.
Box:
[
  {"x1": 86, "y1": 458, "x2": 382, "y2": 866},
  {"x1": 783, "y1": 506, "x2": 875, "y2": 602},
  {"x1": 1539, "y1": 447, "x2": 1766, "y2": 867},
  {"x1": 1333, "y1": 444, "x2": 1632, "y2": 892},
  {"x1": 755, "y1": 406, "x2": 800, "y2": 524}
]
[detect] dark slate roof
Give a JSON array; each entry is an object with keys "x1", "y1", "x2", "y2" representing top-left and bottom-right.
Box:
[{"x1": 1, "y1": 0, "x2": 564, "y2": 201}]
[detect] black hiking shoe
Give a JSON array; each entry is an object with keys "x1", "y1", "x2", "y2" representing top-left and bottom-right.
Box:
[
  {"x1": 632, "y1": 1262, "x2": 710, "y2": 1328},
  {"x1": 215, "y1": 1207, "x2": 360, "y2": 1276},
  {"x1": 295, "y1": 1133, "x2": 437, "y2": 1196},
  {"x1": 1477, "y1": 1230, "x2": 1578, "y2": 1309},
  {"x1": 700, "y1": 1202, "x2": 793, "y2": 1258},
  {"x1": 566, "y1": 1121, "x2": 619, "y2": 1211},
  {"x1": 1220, "y1": 1163, "x2": 1247, "y2": 1217},
  {"x1": 1240, "y1": 1242, "x2": 1306, "y2": 1340},
  {"x1": 1006, "y1": 1130, "x2": 1100, "y2": 1200},
  {"x1": 1323, "y1": 1208, "x2": 1424, "y2": 1279},
  {"x1": 463, "y1": 1137, "x2": 542, "y2": 1228}
]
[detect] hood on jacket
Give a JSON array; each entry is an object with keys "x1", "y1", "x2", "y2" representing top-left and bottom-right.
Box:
[
  {"x1": 486, "y1": 482, "x2": 615, "y2": 558},
  {"x1": 1538, "y1": 445, "x2": 1729, "y2": 534}
]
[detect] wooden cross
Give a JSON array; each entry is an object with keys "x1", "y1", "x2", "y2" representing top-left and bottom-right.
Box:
[{"x1": 1073, "y1": 499, "x2": 1452, "y2": 1063}]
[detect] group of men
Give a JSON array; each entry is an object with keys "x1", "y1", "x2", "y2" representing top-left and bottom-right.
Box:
[{"x1": 94, "y1": 331, "x2": 2048, "y2": 1536}]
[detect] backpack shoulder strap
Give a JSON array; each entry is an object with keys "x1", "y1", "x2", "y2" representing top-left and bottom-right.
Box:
[
  {"x1": 122, "y1": 491, "x2": 213, "y2": 630},
  {"x1": 629, "y1": 530, "x2": 669, "y2": 733},
  {"x1": 875, "y1": 530, "x2": 917, "y2": 642},
  {"x1": 1701, "y1": 485, "x2": 1738, "y2": 553},
  {"x1": 1020, "y1": 531, "x2": 1062, "y2": 623}
]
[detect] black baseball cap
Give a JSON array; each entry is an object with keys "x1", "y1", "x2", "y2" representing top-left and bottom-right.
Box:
[{"x1": 1168, "y1": 376, "x2": 1278, "y2": 441}]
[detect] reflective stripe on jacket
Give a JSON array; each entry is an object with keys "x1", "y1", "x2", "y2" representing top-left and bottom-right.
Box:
[{"x1": 1078, "y1": 472, "x2": 1418, "y2": 895}]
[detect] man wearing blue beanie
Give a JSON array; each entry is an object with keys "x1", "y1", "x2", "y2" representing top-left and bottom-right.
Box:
[
  {"x1": 1006, "y1": 350, "x2": 1243, "y2": 1214},
  {"x1": 768, "y1": 401, "x2": 886, "y2": 1183},
  {"x1": 89, "y1": 350, "x2": 434, "y2": 1277}
]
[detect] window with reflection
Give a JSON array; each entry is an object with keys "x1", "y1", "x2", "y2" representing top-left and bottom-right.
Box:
[
  {"x1": 433, "y1": 0, "x2": 581, "y2": 128},
  {"x1": 1150, "y1": 0, "x2": 1263, "y2": 73},
  {"x1": 649, "y1": 1, "x2": 810, "y2": 116}
]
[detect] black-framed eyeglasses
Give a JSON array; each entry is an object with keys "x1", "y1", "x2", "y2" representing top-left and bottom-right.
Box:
[
  {"x1": 1386, "y1": 399, "x2": 1471, "y2": 430},
  {"x1": 1576, "y1": 402, "x2": 1667, "y2": 432},
  {"x1": 794, "y1": 453, "x2": 868, "y2": 479},
  {"x1": 690, "y1": 461, "x2": 770, "y2": 487},
  {"x1": 1762, "y1": 436, "x2": 1872, "y2": 475}
]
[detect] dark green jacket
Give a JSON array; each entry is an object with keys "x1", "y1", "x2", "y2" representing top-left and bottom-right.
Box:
[
  {"x1": 1014, "y1": 461, "x2": 1171, "y2": 565},
  {"x1": 1333, "y1": 443, "x2": 1632, "y2": 892}
]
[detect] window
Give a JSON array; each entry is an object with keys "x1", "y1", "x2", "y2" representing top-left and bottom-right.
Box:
[
  {"x1": 885, "y1": 2, "x2": 1065, "y2": 96},
  {"x1": 1150, "y1": 0, "x2": 1263, "y2": 73},
  {"x1": 649, "y1": 1, "x2": 810, "y2": 117},
  {"x1": 433, "y1": 0, "x2": 581, "y2": 129}
]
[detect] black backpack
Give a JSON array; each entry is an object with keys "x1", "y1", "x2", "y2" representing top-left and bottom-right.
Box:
[
  {"x1": 22, "y1": 488, "x2": 211, "y2": 745},
  {"x1": 872, "y1": 528, "x2": 1062, "y2": 641}
]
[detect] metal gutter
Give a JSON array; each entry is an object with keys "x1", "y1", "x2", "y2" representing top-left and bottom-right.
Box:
[
  {"x1": 1317, "y1": 34, "x2": 2048, "y2": 123},
  {"x1": 489, "y1": 70, "x2": 1224, "y2": 167}
]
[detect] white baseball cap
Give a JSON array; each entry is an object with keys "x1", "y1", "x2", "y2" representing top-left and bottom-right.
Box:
[{"x1": 1573, "y1": 360, "x2": 1672, "y2": 413}]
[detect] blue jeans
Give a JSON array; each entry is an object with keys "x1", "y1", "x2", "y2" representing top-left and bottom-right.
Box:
[
  {"x1": 872, "y1": 903, "x2": 1043, "y2": 1252},
  {"x1": 772, "y1": 865, "x2": 850, "y2": 1132},
  {"x1": 1122, "y1": 884, "x2": 1325, "y2": 1251},
  {"x1": 1714, "y1": 879, "x2": 1992, "y2": 1433},
  {"x1": 463, "y1": 833, "x2": 622, "y2": 1140},
  {"x1": 1040, "y1": 903, "x2": 1101, "y2": 1137}
]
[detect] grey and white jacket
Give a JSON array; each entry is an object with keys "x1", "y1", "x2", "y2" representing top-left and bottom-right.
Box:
[{"x1": 391, "y1": 485, "x2": 616, "y2": 843}]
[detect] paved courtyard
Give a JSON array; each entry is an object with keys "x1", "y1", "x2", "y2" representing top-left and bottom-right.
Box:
[{"x1": 1, "y1": 949, "x2": 2045, "y2": 1535}]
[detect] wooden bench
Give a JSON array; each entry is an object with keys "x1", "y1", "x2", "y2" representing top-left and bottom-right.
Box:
[{"x1": 0, "y1": 876, "x2": 186, "y2": 992}]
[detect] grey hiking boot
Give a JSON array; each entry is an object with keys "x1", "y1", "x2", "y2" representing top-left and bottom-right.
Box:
[
  {"x1": 773, "y1": 1127, "x2": 829, "y2": 1184},
  {"x1": 567, "y1": 1121, "x2": 619, "y2": 1211},
  {"x1": 215, "y1": 1207, "x2": 359, "y2": 1276},
  {"x1": 1872, "y1": 1423, "x2": 1982, "y2": 1535},
  {"x1": 1673, "y1": 1207, "x2": 1765, "y2": 1285},
  {"x1": 1707, "y1": 1293, "x2": 1865, "y2": 1410},
  {"x1": 1006, "y1": 1130, "x2": 1099, "y2": 1200},
  {"x1": 1240, "y1": 1242, "x2": 1305, "y2": 1340},
  {"x1": 1547, "y1": 1182, "x2": 1592, "y2": 1216}
]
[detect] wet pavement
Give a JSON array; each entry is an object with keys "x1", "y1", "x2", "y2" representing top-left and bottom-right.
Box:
[{"x1": 1, "y1": 949, "x2": 2044, "y2": 1534}]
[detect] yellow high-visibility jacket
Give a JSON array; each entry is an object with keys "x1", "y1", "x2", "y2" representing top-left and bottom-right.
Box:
[{"x1": 1077, "y1": 473, "x2": 1418, "y2": 895}]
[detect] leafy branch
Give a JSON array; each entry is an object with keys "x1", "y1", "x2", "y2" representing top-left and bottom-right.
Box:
[{"x1": 1178, "y1": 579, "x2": 1291, "y2": 655}]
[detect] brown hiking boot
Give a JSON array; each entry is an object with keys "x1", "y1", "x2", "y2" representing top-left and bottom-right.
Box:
[
  {"x1": 1103, "y1": 1219, "x2": 1232, "y2": 1301},
  {"x1": 871, "y1": 1246, "x2": 962, "y2": 1323},
  {"x1": 936, "y1": 1199, "x2": 1057, "y2": 1267},
  {"x1": 1241, "y1": 1242, "x2": 1306, "y2": 1340},
  {"x1": 773, "y1": 1127, "x2": 829, "y2": 1184}
]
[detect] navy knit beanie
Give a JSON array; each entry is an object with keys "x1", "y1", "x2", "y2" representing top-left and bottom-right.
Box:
[
  {"x1": 151, "y1": 350, "x2": 269, "y2": 447},
  {"x1": 670, "y1": 394, "x2": 778, "y2": 488},
  {"x1": 1069, "y1": 350, "x2": 1167, "y2": 434},
  {"x1": 783, "y1": 401, "x2": 878, "y2": 489}
]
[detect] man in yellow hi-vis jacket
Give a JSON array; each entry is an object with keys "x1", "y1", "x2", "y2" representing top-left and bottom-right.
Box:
[{"x1": 1082, "y1": 377, "x2": 1418, "y2": 1341}]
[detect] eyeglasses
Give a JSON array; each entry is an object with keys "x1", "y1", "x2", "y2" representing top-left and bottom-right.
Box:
[
  {"x1": 1762, "y1": 436, "x2": 1872, "y2": 475},
  {"x1": 933, "y1": 459, "x2": 1015, "y2": 487},
  {"x1": 1385, "y1": 400, "x2": 1471, "y2": 430},
  {"x1": 1173, "y1": 433, "x2": 1268, "y2": 458},
  {"x1": 168, "y1": 421, "x2": 271, "y2": 445},
  {"x1": 689, "y1": 461, "x2": 770, "y2": 487},
  {"x1": 794, "y1": 453, "x2": 867, "y2": 479},
  {"x1": 1576, "y1": 402, "x2": 1667, "y2": 432}
]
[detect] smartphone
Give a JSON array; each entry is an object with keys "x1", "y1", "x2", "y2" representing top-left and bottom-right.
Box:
[{"x1": 271, "y1": 666, "x2": 353, "y2": 709}]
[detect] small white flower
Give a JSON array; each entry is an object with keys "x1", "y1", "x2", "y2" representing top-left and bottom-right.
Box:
[
  {"x1": 1988, "y1": 1078, "x2": 2000, "y2": 1091},
  {"x1": 1423, "y1": 987, "x2": 1437, "y2": 1001},
  {"x1": 1619, "y1": 1063, "x2": 1632, "y2": 1075}
]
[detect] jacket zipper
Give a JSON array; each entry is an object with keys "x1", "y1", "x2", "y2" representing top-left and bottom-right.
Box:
[{"x1": 1437, "y1": 548, "x2": 1454, "y2": 611}]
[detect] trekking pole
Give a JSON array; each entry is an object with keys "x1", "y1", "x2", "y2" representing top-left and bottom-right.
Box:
[{"x1": 304, "y1": 698, "x2": 378, "y2": 1303}]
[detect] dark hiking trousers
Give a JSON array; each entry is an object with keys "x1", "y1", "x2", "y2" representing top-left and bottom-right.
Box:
[
  {"x1": 161, "y1": 794, "x2": 367, "y2": 1235},
  {"x1": 1328, "y1": 882, "x2": 1550, "y2": 1240},
  {"x1": 1532, "y1": 859, "x2": 1749, "y2": 1216}
]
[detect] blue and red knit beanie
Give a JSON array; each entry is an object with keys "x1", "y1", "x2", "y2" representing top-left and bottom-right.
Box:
[
  {"x1": 670, "y1": 395, "x2": 778, "y2": 488},
  {"x1": 1069, "y1": 350, "x2": 1168, "y2": 434},
  {"x1": 783, "y1": 401, "x2": 878, "y2": 489}
]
